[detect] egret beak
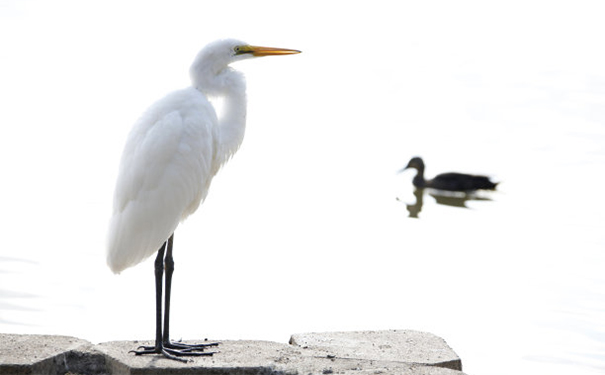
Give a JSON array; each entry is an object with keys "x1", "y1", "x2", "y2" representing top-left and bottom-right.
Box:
[{"x1": 248, "y1": 46, "x2": 301, "y2": 56}]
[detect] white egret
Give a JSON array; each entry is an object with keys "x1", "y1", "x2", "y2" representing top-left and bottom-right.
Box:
[{"x1": 106, "y1": 39, "x2": 300, "y2": 361}]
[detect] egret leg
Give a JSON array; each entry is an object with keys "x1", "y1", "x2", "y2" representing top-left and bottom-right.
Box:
[
  {"x1": 163, "y1": 234, "x2": 174, "y2": 345},
  {"x1": 154, "y1": 243, "x2": 165, "y2": 353},
  {"x1": 162, "y1": 234, "x2": 219, "y2": 354},
  {"x1": 131, "y1": 241, "x2": 187, "y2": 360},
  {"x1": 130, "y1": 234, "x2": 217, "y2": 361}
]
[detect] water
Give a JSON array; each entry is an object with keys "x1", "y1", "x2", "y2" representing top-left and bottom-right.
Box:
[{"x1": 1, "y1": 1, "x2": 605, "y2": 374}]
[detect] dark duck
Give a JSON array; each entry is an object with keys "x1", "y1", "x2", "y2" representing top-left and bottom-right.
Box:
[{"x1": 402, "y1": 157, "x2": 498, "y2": 192}]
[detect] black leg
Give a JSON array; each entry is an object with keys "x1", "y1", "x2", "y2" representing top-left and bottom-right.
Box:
[
  {"x1": 162, "y1": 234, "x2": 219, "y2": 354},
  {"x1": 163, "y1": 234, "x2": 174, "y2": 345},
  {"x1": 130, "y1": 233, "x2": 218, "y2": 361},
  {"x1": 154, "y1": 243, "x2": 166, "y2": 352},
  {"x1": 130, "y1": 241, "x2": 183, "y2": 359}
]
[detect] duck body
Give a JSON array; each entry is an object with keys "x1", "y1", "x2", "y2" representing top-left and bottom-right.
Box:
[
  {"x1": 421, "y1": 172, "x2": 497, "y2": 191},
  {"x1": 404, "y1": 157, "x2": 498, "y2": 192}
]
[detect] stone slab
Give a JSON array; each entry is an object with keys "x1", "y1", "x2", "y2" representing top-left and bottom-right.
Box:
[
  {"x1": 0, "y1": 333, "x2": 105, "y2": 375},
  {"x1": 289, "y1": 329, "x2": 462, "y2": 371},
  {"x1": 0, "y1": 330, "x2": 465, "y2": 375},
  {"x1": 97, "y1": 338, "x2": 464, "y2": 375},
  {"x1": 96, "y1": 339, "x2": 294, "y2": 374}
]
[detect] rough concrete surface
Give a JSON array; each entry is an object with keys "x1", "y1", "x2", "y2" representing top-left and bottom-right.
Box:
[
  {"x1": 290, "y1": 330, "x2": 462, "y2": 370},
  {"x1": 0, "y1": 333, "x2": 105, "y2": 375},
  {"x1": 0, "y1": 330, "x2": 466, "y2": 375}
]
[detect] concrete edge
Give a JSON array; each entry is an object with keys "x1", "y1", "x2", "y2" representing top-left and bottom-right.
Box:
[{"x1": 0, "y1": 330, "x2": 465, "y2": 375}]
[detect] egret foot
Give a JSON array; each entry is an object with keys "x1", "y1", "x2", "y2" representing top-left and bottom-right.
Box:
[
  {"x1": 165, "y1": 339, "x2": 220, "y2": 352},
  {"x1": 131, "y1": 341, "x2": 219, "y2": 362}
]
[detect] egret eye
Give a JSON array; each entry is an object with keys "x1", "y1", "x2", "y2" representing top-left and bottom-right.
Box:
[{"x1": 234, "y1": 45, "x2": 253, "y2": 55}]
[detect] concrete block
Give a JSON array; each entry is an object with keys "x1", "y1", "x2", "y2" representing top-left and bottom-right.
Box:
[
  {"x1": 0, "y1": 330, "x2": 465, "y2": 374},
  {"x1": 0, "y1": 333, "x2": 105, "y2": 375},
  {"x1": 96, "y1": 338, "x2": 464, "y2": 375},
  {"x1": 289, "y1": 329, "x2": 462, "y2": 371},
  {"x1": 96, "y1": 339, "x2": 295, "y2": 374}
]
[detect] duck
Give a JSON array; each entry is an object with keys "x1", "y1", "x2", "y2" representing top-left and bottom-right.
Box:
[{"x1": 402, "y1": 157, "x2": 498, "y2": 192}]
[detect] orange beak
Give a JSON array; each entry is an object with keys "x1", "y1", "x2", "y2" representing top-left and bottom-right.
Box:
[{"x1": 247, "y1": 46, "x2": 301, "y2": 56}]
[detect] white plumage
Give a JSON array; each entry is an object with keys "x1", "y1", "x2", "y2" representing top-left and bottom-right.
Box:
[
  {"x1": 107, "y1": 88, "x2": 218, "y2": 273},
  {"x1": 106, "y1": 39, "x2": 299, "y2": 274}
]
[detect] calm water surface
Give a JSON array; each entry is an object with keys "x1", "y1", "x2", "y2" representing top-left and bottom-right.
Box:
[{"x1": 2, "y1": 116, "x2": 604, "y2": 375}]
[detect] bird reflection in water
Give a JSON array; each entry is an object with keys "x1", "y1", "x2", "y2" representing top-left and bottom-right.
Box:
[
  {"x1": 402, "y1": 187, "x2": 494, "y2": 218},
  {"x1": 398, "y1": 157, "x2": 498, "y2": 218}
]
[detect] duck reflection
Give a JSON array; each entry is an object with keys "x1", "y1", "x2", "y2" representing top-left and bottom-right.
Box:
[{"x1": 404, "y1": 187, "x2": 494, "y2": 218}]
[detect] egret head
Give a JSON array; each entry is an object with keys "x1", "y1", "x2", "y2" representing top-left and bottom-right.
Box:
[{"x1": 190, "y1": 39, "x2": 300, "y2": 92}]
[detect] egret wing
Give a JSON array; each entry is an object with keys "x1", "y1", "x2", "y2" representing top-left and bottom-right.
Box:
[{"x1": 107, "y1": 89, "x2": 217, "y2": 273}]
